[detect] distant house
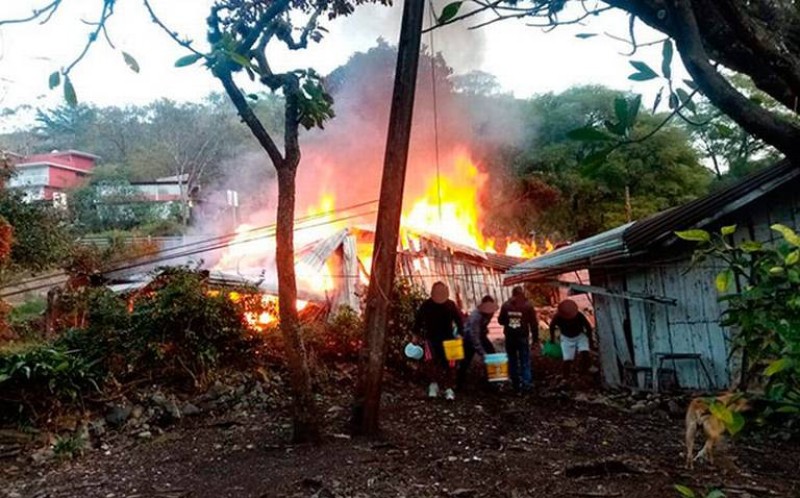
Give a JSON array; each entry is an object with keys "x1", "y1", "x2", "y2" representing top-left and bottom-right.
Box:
[
  {"x1": 7, "y1": 150, "x2": 98, "y2": 201},
  {"x1": 129, "y1": 174, "x2": 187, "y2": 203},
  {"x1": 505, "y1": 160, "x2": 800, "y2": 392}
]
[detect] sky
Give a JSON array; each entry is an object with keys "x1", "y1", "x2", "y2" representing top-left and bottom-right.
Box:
[{"x1": 0, "y1": 0, "x2": 686, "y2": 120}]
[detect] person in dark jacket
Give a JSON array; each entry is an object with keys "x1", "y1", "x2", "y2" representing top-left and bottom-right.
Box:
[
  {"x1": 456, "y1": 295, "x2": 499, "y2": 390},
  {"x1": 549, "y1": 299, "x2": 594, "y2": 378},
  {"x1": 498, "y1": 286, "x2": 537, "y2": 393},
  {"x1": 412, "y1": 282, "x2": 464, "y2": 400}
]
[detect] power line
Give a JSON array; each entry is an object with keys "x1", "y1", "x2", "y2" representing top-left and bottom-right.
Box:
[{"x1": 0, "y1": 205, "x2": 379, "y2": 299}]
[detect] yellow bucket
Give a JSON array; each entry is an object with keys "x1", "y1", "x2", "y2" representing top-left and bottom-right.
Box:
[
  {"x1": 443, "y1": 338, "x2": 464, "y2": 361},
  {"x1": 485, "y1": 353, "x2": 509, "y2": 382}
]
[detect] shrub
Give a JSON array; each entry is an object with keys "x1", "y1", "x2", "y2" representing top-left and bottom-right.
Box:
[
  {"x1": 304, "y1": 305, "x2": 363, "y2": 362},
  {"x1": 385, "y1": 279, "x2": 427, "y2": 370},
  {"x1": 679, "y1": 224, "x2": 800, "y2": 428},
  {"x1": 123, "y1": 269, "x2": 255, "y2": 381},
  {"x1": 0, "y1": 342, "x2": 104, "y2": 423}
]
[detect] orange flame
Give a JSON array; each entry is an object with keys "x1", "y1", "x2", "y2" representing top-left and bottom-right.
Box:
[{"x1": 213, "y1": 149, "x2": 554, "y2": 325}]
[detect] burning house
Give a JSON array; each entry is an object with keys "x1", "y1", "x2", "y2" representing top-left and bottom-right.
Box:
[{"x1": 98, "y1": 151, "x2": 542, "y2": 329}]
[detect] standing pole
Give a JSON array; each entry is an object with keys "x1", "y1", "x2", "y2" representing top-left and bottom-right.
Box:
[{"x1": 352, "y1": 0, "x2": 426, "y2": 436}]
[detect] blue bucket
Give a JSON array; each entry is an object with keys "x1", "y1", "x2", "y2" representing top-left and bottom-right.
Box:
[{"x1": 485, "y1": 353, "x2": 509, "y2": 382}]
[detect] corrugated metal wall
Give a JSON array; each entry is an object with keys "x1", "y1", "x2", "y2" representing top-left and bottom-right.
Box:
[{"x1": 395, "y1": 239, "x2": 511, "y2": 311}]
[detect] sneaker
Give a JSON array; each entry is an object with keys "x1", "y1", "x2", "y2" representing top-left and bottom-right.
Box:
[
  {"x1": 444, "y1": 388, "x2": 455, "y2": 401},
  {"x1": 428, "y1": 383, "x2": 439, "y2": 398}
]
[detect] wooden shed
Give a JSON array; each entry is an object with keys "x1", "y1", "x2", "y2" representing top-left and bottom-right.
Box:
[{"x1": 505, "y1": 160, "x2": 800, "y2": 392}]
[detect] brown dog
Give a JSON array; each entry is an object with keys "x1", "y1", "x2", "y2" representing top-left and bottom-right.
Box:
[{"x1": 685, "y1": 393, "x2": 749, "y2": 469}]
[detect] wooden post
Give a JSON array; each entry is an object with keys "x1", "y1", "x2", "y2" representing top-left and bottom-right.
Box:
[{"x1": 352, "y1": 0, "x2": 426, "y2": 436}]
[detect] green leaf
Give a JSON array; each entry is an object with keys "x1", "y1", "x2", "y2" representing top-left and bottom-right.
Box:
[
  {"x1": 776, "y1": 405, "x2": 800, "y2": 414},
  {"x1": 684, "y1": 79, "x2": 698, "y2": 90},
  {"x1": 628, "y1": 94, "x2": 642, "y2": 125},
  {"x1": 676, "y1": 88, "x2": 697, "y2": 113},
  {"x1": 438, "y1": 1, "x2": 463, "y2": 23},
  {"x1": 661, "y1": 40, "x2": 673, "y2": 79},
  {"x1": 716, "y1": 269, "x2": 733, "y2": 293},
  {"x1": 728, "y1": 411, "x2": 745, "y2": 435},
  {"x1": 720, "y1": 225, "x2": 737, "y2": 236},
  {"x1": 769, "y1": 266, "x2": 785, "y2": 276},
  {"x1": 575, "y1": 33, "x2": 597, "y2": 39},
  {"x1": 764, "y1": 358, "x2": 793, "y2": 377},
  {"x1": 772, "y1": 224, "x2": 800, "y2": 247},
  {"x1": 567, "y1": 126, "x2": 614, "y2": 141},
  {"x1": 227, "y1": 52, "x2": 251, "y2": 68},
  {"x1": 614, "y1": 97, "x2": 629, "y2": 128},
  {"x1": 122, "y1": 52, "x2": 140, "y2": 73},
  {"x1": 710, "y1": 401, "x2": 734, "y2": 425},
  {"x1": 674, "y1": 485, "x2": 696, "y2": 498},
  {"x1": 706, "y1": 490, "x2": 726, "y2": 498},
  {"x1": 652, "y1": 87, "x2": 663, "y2": 113},
  {"x1": 0, "y1": 373, "x2": 9, "y2": 383},
  {"x1": 175, "y1": 53, "x2": 203, "y2": 68},
  {"x1": 628, "y1": 60, "x2": 659, "y2": 81},
  {"x1": 48, "y1": 71, "x2": 61, "y2": 90},
  {"x1": 740, "y1": 240, "x2": 763, "y2": 253},
  {"x1": 581, "y1": 148, "x2": 613, "y2": 173},
  {"x1": 63, "y1": 76, "x2": 77, "y2": 107},
  {"x1": 786, "y1": 250, "x2": 800, "y2": 266},
  {"x1": 675, "y1": 229, "x2": 711, "y2": 243},
  {"x1": 668, "y1": 92, "x2": 679, "y2": 110}
]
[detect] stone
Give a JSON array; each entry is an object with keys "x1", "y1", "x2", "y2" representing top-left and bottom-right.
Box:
[
  {"x1": 131, "y1": 405, "x2": 145, "y2": 420},
  {"x1": 631, "y1": 401, "x2": 649, "y2": 412},
  {"x1": 668, "y1": 400, "x2": 684, "y2": 416},
  {"x1": 105, "y1": 405, "x2": 132, "y2": 427},
  {"x1": 137, "y1": 431, "x2": 152, "y2": 439},
  {"x1": 163, "y1": 401, "x2": 182, "y2": 421},
  {"x1": 181, "y1": 403, "x2": 201, "y2": 417}
]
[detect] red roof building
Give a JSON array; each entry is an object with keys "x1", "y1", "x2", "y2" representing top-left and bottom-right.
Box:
[{"x1": 7, "y1": 150, "x2": 98, "y2": 201}]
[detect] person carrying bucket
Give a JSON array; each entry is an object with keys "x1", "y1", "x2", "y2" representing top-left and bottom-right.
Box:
[
  {"x1": 498, "y1": 286, "x2": 537, "y2": 394},
  {"x1": 456, "y1": 295, "x2": 499, "y2": 391},
  {"x1": 412, "y1": 282, "x2": 464, "y2": 401},
  {"x1": 549, "y1": 299, "x2": 594, "y2": 379}
]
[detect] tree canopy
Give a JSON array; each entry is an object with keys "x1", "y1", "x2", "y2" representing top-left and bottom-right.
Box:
[{"x1": 435, "y1": 0, "x2": 800, "y2": 162}]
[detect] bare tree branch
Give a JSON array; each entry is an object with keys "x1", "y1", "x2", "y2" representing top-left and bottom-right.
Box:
[
  {"x1": 63, "y1": 0, "x2": 116, "y2": 76},
  {"x1": 670, "y1": 0, "x2": 800, "y2": 159},
  {"x1": 215, "y1": 67, "x2": 285, "y2": 167},
  {"x1": 142, "y1": 0, "x2": 203, "y2": 56},
  {"x1": 0, "y1": 1, "x2": 61, "y2": 27}
]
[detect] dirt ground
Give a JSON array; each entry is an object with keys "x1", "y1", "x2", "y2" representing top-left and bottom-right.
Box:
[{"x1": 2, "y1": 370, "x2": 799, "y2": 498}]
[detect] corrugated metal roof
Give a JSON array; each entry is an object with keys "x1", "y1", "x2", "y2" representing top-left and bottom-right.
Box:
[
  {"x1": 624, "y1": 159, "x2": 798, "y2": 250},
  {"x1": 504, "y1": 223, "x2": 631, "y2": 283},
  {"x1": 505, "y1": 159, "x2": 799, "y2": 283}
]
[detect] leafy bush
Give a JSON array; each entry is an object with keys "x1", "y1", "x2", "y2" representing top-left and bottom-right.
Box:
[
  {"x1": 385, "y1": 279, "x2": 427, "y2": 370},
  {"x1": 679, "y1": 224, "x2": 800, "y2": 421},
  {"x1": 123, "y1": 268, "x2": 255, "y2": 381},
  {"x1": 53, "y1": 433, "x2": 87, "y2": 460},
  {"x1": 305, "y1": 305, "x2": 363, "y2": 362},
  {"x1": 0, "y1": 342, "x2": 104, "y2": 422}
]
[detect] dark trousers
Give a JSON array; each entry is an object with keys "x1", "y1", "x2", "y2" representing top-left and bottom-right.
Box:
[
  {"x1": 456, "y1": 334, "x2": 496, "y2": 389},
  {"x1": 505, "y1": 333, "x2": 532, "y2": 391}
]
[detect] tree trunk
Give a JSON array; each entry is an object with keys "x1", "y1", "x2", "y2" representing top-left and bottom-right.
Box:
[
  {"x1": 275, "y1": 163, "x2": 321, "y2": 444},
  {"x1": 352, "y1": 0, "x2": 426, "y2": 437}
]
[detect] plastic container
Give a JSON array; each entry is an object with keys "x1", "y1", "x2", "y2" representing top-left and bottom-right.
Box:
[
  {"x1": 404, "y1": 343, "x2": 424, "y2": 360},
  {"x1": 484, "y1": 353, "x2": 509, "y2": 382},
  {"x1": 542, "y1": 340, "x2": 563, "y2": 359},
  {"x1": 443, "y1": 338, "x2": 464, "y2": 361}
]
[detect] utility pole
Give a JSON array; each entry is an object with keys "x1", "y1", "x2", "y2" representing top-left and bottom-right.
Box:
[{"x1": 352, "y1": 0, "x2": 426, "y2": 436}]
